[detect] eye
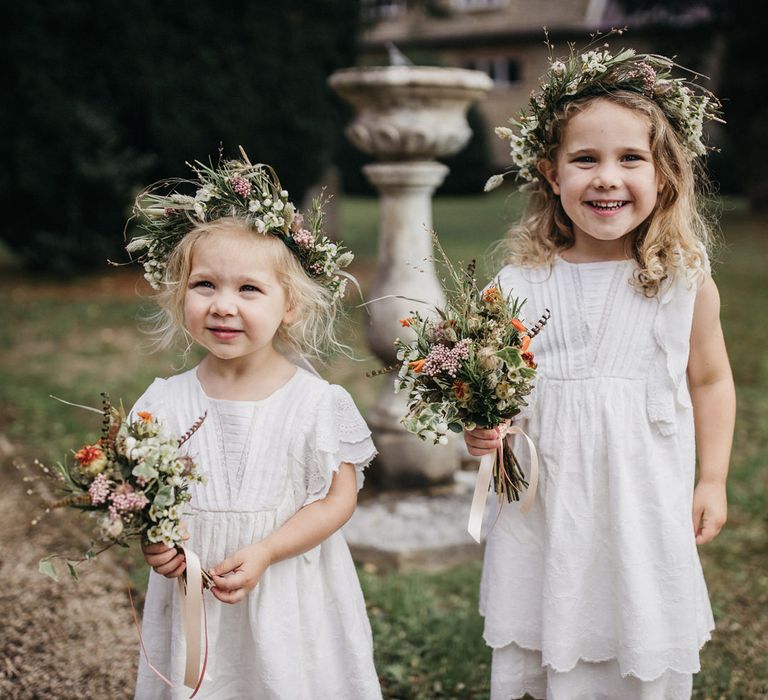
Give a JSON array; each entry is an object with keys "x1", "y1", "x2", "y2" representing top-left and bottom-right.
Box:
[
  {"x1": 191, "y1": 279, "x2": 214, "y2": 289},
  {"x1": 622, "y1": 154, "x2": 644, "y2": 162},
  {"x1": 240, "y1": 284, "x2": 262, "y2": 293},
  {"x1": 573, "y1": 155, "x2": 596, "y2": 164}
]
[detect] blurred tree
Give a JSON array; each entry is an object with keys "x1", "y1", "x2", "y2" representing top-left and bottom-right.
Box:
[
  {"x1": 617, "y1": 0, "x2": 768, "y2": 211},
  {"x1": 0, "y1": 1, "x2": 361, "y2": 273}
]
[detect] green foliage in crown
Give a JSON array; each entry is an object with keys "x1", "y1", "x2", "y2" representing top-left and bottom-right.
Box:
[
  {"x1": 127, "y1": 153, "x2": 353, "y2": 299},
  {"x1": 485, "y1": 30, "x2": 723, "y2": 192}
]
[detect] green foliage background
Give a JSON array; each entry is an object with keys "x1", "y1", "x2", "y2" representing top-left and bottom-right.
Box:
[{"x1": 0, "y1": 1, "x2": 361, "y2": 273}]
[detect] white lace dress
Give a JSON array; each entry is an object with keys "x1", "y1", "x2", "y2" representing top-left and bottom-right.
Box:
[
  {"x1": 132, "y1": 367, "x2": 382, "y2": 700},
  {"x1": 482, "y1": 259, "x2": 714, "y2": 700}
]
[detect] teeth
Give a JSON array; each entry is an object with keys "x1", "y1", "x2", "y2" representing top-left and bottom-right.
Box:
[{"x1": 590, "y1": 201, "x2": 625, "y2": 209}]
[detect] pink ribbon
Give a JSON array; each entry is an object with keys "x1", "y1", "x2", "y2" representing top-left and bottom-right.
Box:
[{"x1": 467, "y1": 425, "x2": 539, "y2": 543}]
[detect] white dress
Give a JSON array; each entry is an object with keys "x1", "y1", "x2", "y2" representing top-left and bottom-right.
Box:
[
  {"x1": 482, "y1": 259, "x2": 714, "y2": 700},
  {"x1": 132, "y1": 367, "x2": 382, "y2": 700}
]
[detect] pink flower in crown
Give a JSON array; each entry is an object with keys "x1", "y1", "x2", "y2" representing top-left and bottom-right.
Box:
[
  {"x1": 634, "y1": 62, "x2": 657, "y2": 96},
  {"x1": 290, "y1": 211, "x2": 304, "y2": 233},
  {"x1": 231, "y1": 176, "x2": 252, "y2": 197},
  {"x1": 292, "y1": 228, "x2": 314, "y2": 249}
]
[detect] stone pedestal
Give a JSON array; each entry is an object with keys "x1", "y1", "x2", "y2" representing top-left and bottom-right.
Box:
[
  {"x1": 362, "y1": 161, "x2": 459, "y2": 485},
  {"x1": 330, "y1": 65, "x2": 492, "y2": 488}
]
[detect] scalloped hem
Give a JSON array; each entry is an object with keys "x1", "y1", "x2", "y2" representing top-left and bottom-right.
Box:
[{"x1": 482, "y1": 631, "x2": 712, "y2": 683}]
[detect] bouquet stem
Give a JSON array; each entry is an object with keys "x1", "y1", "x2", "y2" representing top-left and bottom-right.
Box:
[{"x1": 494, "y1": 440, "x2": 528, "y2": 503}]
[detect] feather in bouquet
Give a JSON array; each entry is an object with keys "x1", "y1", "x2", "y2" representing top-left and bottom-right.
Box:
[
  {"x1": 393, "y1": 244, "x2": 549, "y2": 523},
  {"x1": 36, "y1": 393, "x2": 210, "y2": 586}
]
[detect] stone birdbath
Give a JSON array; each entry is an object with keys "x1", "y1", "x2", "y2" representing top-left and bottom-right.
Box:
[{"x1": 329, "y1": 66, "x2": 492, "y2": 489}]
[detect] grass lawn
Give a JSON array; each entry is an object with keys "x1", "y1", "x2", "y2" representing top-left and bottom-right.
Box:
[{"x1": 0, "y1": 194, "x2": 765, "y2": 698}]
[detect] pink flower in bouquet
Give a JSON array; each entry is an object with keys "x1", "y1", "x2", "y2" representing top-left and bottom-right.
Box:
[
  {"x1": 88, "y1": 474, "x2": 111, "y2": 505},
  {"x1": 108, "y1": 484, "x2": 149, "y2": 519},
  {"x1": 75, "y1": 444, "x2": 107, "y2": 476},
  {"x1": 423, "y1": 338, "x2": 471, "y2": 378}
]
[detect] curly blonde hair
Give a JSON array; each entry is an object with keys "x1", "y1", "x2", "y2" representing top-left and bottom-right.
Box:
[
  {"x1": 147, "y1": 218, "x2": 344, "y2": 359},
  {"x1": 505, "y1": 91, "x2": 714, "y2": 296}
]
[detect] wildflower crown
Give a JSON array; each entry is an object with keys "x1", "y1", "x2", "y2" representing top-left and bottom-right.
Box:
[
  {"x1": 127, "y1": 151, "x2": 353, "y2": 299},
  {"x1": 485, "y1": 31, "x2": 723, "y2": 191}
]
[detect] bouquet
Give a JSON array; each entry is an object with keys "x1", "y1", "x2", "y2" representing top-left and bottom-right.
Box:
[
  {"x1": 394, "y1": 249, "x2": 549, "y2": 508},
  {"x1": 37, "y1": 394, "x2": 210, "y2": 586}
]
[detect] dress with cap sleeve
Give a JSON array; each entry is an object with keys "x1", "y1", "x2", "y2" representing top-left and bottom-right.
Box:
[{"x1": 133, "y1": 367, "x2": 381, "y2": 700}]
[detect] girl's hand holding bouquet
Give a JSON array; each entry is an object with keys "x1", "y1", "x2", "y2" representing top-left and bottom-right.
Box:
[
  {"x1": 392, "y1": 246, "x2": 548, "y2": 541},
  {"x1": 35, "y1": 394, "x2": 210, "y2": 587}
]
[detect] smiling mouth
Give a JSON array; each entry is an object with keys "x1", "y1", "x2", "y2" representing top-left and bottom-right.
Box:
[{"x1": 586, "y1": 200, "x2": 629, "y2": 212}]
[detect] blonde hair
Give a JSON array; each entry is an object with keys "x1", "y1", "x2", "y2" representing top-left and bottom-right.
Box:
[
  {"x1": 506, "y1": 91, "x2": 714, "y2": 296},
  {"x1": 148, "y1": 218, "x2": 343, "y2": 359}
]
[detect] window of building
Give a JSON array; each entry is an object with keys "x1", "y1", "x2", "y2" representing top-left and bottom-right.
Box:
[
  {"x1": 450, "y1": 0, "x2": 510, "y2": 11},
  {"x1": 463, "y1": 57, "x2": 521, "y2": 85},
  {"x1": 362, "y1": 0, "x2": 407, "y2": 21}
]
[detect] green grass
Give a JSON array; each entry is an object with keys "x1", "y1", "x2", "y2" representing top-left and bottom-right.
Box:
[{"x1": 1, "y1": 196, "x2": 766, "y2": 698}]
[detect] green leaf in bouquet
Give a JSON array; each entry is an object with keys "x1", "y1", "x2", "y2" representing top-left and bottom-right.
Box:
[
  {"x1": 448, "y1": 422, "x2": 463, "y2": 433},
  {"x1": 153, "y1": 485, "x2": 175, "y2": 508},
  {"x1": 132, "y1": 461, "x2": 159, "y2": 480},
  {"x1": 38, "y1": 557, "x2": 59, "y2": 582},
  {"x1": 496, "y1": 346, "x2": 524, "y2": 369}
]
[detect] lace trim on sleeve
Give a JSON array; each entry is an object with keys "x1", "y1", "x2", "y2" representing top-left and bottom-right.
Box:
[{"x1": 301, "y1": 385, "x2": 377, "y2": 507}]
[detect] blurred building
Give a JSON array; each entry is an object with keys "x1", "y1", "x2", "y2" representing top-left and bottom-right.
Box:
[{"x1": 360, "y1": 0, "x2": 714, "y2": 167}]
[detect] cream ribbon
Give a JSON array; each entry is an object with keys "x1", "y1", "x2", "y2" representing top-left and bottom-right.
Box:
[
  {"x1": 467, "y1": 425, "x2": 540, "y2": 543},
  {"x1": 129, "y1": 545, "x2": 208, "y2": 697},
  {"x1": 177, "y1": 546, "x2": 208, "y2": 696}
]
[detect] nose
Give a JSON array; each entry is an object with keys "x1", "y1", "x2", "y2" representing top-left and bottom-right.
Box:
[
  {"x1": 210, "y1": 291, "x2": 238, "y2": 317},
  {"x1": 591, "y1": 162, "x2": 621, "y2": 189}
]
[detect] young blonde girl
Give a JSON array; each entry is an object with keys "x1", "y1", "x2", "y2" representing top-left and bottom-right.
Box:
[
  {"x1": 469, "y1": 44, "x2": 735, "y2": 699},
  {"x1": 127, "y1": 159, "x2": 381, "y2": 699}
]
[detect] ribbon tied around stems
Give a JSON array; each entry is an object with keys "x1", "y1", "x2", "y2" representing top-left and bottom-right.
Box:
[
  {"x1": 130, "y1": 545, "x2": 209, "y2": 698},
  {"x1": 467, "y1": 425, "x2": 540, "y2": 543}
]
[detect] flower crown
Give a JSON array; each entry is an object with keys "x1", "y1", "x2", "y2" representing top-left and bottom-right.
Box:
[
  {"x1": 485, "y1": 31, "x2": 723, "y2": 191},
  {"x1": 127, "y1": 152, "x2": 353, "y2": 299}
]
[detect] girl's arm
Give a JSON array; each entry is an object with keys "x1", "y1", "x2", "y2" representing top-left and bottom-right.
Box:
[
  {"x1": 210, "y1": 462, "x2": 358, "y2": 604},
  {"x1": 687, "y1": 274, "x2": 736, "y2": 545}
]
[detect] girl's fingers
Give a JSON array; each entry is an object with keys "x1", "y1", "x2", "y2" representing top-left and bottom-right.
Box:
[
  {"x1": 146, "y1": 548, "x2": 180, "y2": 567},
  {"x1": 211, "y1": 586, "x2": 245, "y2": 604},
  {"x1": 211, "y1": 571, "x2": 248, "y2": 592},
  {"x1": 466, "y1": 445, "x2": 499, "y2": 457},
  {"x1": 153, "y1": 552, "x2": 186, "y2": 576},
  {"x1": 143, "y1": 542, "x2": 174, "y2": 556}
]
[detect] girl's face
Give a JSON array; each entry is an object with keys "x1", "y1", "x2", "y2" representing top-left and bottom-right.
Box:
[
  {"x1": 542, "y1": 99, "x2": 661, "y2": 251},
  {"x1": 183, "y1": 229, "x2": 295, "y2": 366}
]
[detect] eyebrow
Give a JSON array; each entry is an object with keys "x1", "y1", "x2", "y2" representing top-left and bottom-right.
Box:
[{"x1": 565, "y1": 146, "x2": 652, "y2": 157}]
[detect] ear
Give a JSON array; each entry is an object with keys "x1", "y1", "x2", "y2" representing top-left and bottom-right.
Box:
[
  {"x1": 282, "y1": 303, "x2": 298, "y2": 326},
  {"x1": 537, "y1": 159, "x2": 560, "y2": 195}
]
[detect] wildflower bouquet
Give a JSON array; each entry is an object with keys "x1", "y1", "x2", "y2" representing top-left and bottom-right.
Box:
[
  {"x1": 394, "y1": 252, "x2": 548, "y2": 511},
  {"x1": 37, "y1": 394, "x2": 209, "y2": 585}
]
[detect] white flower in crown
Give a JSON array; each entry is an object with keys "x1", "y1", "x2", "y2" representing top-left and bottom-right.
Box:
[{"x1": 550, "y1": 60, "x2": 566, "y2": 76}]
